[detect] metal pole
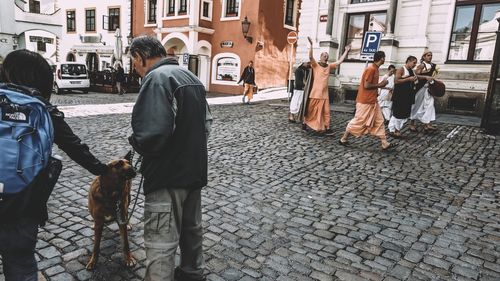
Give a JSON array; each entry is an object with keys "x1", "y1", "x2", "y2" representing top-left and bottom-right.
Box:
[
  {"x1": 288, "y1": 43, "x2": 294, "y2": 101},
  {"x1": 481, "y1": 18, "x2": 500, "y2": 133}
]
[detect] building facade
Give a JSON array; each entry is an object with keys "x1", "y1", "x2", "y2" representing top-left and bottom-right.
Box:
[
  {"x1": 297, "y1": 0, "x2": 500, "y2": 116},
  {"x1": 133, "y1": 0, "x2": 301, "y2": 93},
  {"x1": 59, "y1": 0, "x2": 132, "y2": 73},
  {"x1": 0, "y1": 0, "x2": 62, "y2": 65}
]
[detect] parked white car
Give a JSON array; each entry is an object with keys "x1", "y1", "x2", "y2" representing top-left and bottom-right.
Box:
[{"x1": 54, "y1": 62, "x2": 90, "y2": 94}]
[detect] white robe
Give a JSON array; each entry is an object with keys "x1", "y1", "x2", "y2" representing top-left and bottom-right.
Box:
[
  {"x1": 378, "y1": 74, "x2": 394, "y2": 121},
  {"x1": 410, "y1": 83, "x2": 436, "y2": 124},
  {"x1": 290, "y1": 89, "x2": 304, "y2": 114}
]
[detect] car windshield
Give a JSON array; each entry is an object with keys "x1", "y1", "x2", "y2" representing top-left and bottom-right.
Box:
[{"x1": 61, "y1": 64, "x2": 87, "y2": 75}]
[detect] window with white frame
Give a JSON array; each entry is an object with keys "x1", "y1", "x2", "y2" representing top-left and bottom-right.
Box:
[
  {"x1": 222, "y1": 0, "x2": 240, "y2": 19},
  {"x1": 165, "y1": 0, "x2": 189, "y2": 17},
  {"x1": 212, "y1": 53, "x2": 241, "y2": 85},
  {"x1": 201, "y1": 0, "x2": 212, "y2": 21},
  {"x1": 147, "y1": 0, "x2": 157, "y2": 24},
  {"x1": 284, "y1": 0, "x2": 296, "y2": 27}
]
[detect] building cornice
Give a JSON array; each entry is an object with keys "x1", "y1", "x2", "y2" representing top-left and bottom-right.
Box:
[{"x1": 155, "y1": 25, "x2": 215, "y2": 35}]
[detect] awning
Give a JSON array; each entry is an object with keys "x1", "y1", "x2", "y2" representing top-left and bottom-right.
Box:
[{"x1": 72, "y1": 44, "x2": 114, "y2": 55}]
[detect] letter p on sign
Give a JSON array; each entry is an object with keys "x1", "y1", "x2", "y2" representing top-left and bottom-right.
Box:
[{"x1": 361, "y1": 31, "x2": 382, "y2": 56}]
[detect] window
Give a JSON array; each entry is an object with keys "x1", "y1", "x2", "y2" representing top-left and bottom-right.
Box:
[
  {"x1": 285, "y1": 0, "x2": 295, "y2": 26},
  {"x1": 225, "y1": 0, "x2": 239, "y2": 17},
  {"x1": 148, "y1": 0, "x2": 157, "y2": 23},
  {"x1": 67, "y1": 10, "x2": 76, "y2": 32},
  {"x1": 201, "y1": 0, "x2": 212, "y2": 20},
  {"x1": 37, "y1": 41, "x2": 46, "y2": 52},
  {"x1": 345, "y1": 12, "x2": 386, "y2": 60},
  {"x1": 86, "y1": 9, "x2": 96, "y2": 32},
  {"x1": 29, "y1": 0, "x2": 40, "y2": 13},
  {"x1": 167, "y1": 0, "x2": 175, "y2": 15},
  {"x1": 448, "y1": 0, "x2": 500, "y2": 62},
  {"x1": 179, "y1": 0, "x2": 187, "y2": 14},
  {"x1": 109, "y1": 8, "x2": 120, "y2": 31}
]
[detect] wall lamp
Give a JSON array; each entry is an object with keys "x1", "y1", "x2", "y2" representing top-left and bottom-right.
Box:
[{"x1": 241, "y1": 16, "x2": 253, "y2": 44}]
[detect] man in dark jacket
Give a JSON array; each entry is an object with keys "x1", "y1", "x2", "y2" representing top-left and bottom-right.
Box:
[
  {"x1": 237, "y1": 61, "x2": 256, "y2": 104},
  {"x1": 128, "y1": 36, "x2": 212, "y2": 281},
  {"x1": 0, "y1": 50, "x2": 108, "y2": 281}
]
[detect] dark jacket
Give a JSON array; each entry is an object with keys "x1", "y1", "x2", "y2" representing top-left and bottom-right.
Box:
[
  {"x1": 129, "y1": 58, "x2": 212, "y2": 194},
  {"x1": 116, "y1": 66, "x2": 126, "y2": 83},
  {"x1": 238, "y1": 66, "x2": 255, "y2": 85},
  {"x1": 294, "y1": 64, "x2": 309, "y2": 91}
]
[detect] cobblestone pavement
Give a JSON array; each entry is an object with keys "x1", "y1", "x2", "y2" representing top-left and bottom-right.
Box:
[{"x1": 1, "y1": 95, "x2": 499, "y2": 281}]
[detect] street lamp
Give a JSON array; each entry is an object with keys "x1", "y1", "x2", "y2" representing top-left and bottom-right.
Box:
[{"x1": 241, "y1": 16, "x2": 253, "y2": 44}]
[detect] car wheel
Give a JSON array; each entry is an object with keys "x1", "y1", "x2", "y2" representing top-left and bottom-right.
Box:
[{"x1": 54, "y1": 84, "x2": 63, "y2": 95}]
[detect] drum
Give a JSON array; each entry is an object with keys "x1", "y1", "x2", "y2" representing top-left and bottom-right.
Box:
[{"x1": 428, "y1": 80, "x2": 445, "y2": 97}]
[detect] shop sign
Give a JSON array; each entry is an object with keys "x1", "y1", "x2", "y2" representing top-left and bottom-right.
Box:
[
  {"x1": 220, "y1": 41, "x2": 234, "y2": 48},
  {"x1": 320, "y1": 15, "x2": 328, "y2": 22},
  {"x1": 216, "y1": 57, "x2": 239, "y2": 82}
]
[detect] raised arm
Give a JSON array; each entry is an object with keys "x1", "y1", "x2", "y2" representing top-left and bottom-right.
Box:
[
  {"x1": 336, "y1": 45, "x2": 351, "y2": 65},
  {"x1": 307, "y1": 37, "x2": 316, "y2": 64}
]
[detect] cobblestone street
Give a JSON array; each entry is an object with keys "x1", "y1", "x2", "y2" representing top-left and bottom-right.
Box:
[{"x1": 1, "y1": 93, "x2": 499, "y2": 281}]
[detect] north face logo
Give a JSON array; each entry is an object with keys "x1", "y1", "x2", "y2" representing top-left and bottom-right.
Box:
[{"x1": 5, "y1": 112, "x2": 27, "y2": 121}]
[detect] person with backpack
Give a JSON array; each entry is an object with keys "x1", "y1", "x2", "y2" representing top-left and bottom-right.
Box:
[{"x1": 0, "y1": 49, "x2": 108, "y2": 281}]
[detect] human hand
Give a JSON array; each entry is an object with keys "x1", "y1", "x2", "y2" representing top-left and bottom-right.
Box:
[
  {"x1": 380, "y1": 80, "x2": 389, "y2": 87},
  {"x1": 345, "y1": 45, "x2": 351, "y2": 52}
]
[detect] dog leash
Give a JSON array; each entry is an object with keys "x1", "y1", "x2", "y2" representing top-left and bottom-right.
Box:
[{"x1": 127, "y1": 149, "x2": 144, "y2": 223}]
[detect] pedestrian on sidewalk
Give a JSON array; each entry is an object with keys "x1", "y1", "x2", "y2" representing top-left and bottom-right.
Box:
[
  {"x1": 409, "y1": 51, "x2": 437, "y2": 133},
  {"x1": 128, "y1": 36, "x2": 212, "y2": 281},
  {"x1": 339, "y1": 51, "x2": 396, "y2": 150},
  {"x1": 304, "y1": 36, "x2": 350, "y2": 135},
  {"x1": 115, "y1": 62, "x2": 126, "y2": 95},
  {"x1": 238, "y1": 61, "x2": 256, "y2": 104},
  {"x1": 377, "y1": 64, "x2": 396, "y2": 123},
  {"x1": 0, "y1": 50, "x2": 109, "y2": 281},
  {"x1": 288, "y1": 60, "x2": 311, "y2": 123}
]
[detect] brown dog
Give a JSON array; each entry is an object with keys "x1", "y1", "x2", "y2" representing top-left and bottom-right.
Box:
[{"x1": 86, "y1": 154, "x2": 137, "y2": 270}]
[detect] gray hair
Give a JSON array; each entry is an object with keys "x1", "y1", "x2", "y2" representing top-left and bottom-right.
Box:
[{"x1": 129, "y1": 36, "x2": 167, "y2": 66}]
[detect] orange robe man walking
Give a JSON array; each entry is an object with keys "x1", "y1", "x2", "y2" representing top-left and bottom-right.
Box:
[{"x1": 339, "y1": 51, "x2": 396, "y2": 150}]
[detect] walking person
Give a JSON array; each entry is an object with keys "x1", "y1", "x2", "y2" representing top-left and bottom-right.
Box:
[
  {"x1": 288, "y1": 60, "x2": 311, "y2": 122},
  {"x1": 128, "y1": 36, "x2": 212, "y2": 281},
  {"x1": 409, "y1": 51, "x2": 437, "y2": 133},
  {"x1": 238, "y1": 61, "x2": 256, "y2": 104},
  {"x1": 115, "y1": 62, "x2": 126, "y2": 95},
  {"x1": 339, "y1": 51, "x2": 396, "y2": 150},
  {"x1": 0, "y1": 50, "x2": 109, "y2": 281},
  {"x1": 378, "y1": 65, "x2": 396, "y2": 123},
  {"x1": 304, "y1": 36, "x2": 350, "y2": 135},
  {"x1": 388, "y1": 56, "x2": 433, "y2": 138}
]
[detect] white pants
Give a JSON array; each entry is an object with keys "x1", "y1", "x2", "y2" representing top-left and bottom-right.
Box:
[
  {"x1": 388, "y1": 116, "x2": 407, "y2": 132},
  {"x1": 289, "y1": 89, "x2": 304, "y2": 114},
  {"x1": 411, "y1": 85, "x2": 435, "y2": 124}
]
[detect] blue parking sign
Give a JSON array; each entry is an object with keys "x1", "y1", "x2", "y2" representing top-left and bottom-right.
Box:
[{"x1": 361, "y1": 32, "x2": 382, "y2": 55}]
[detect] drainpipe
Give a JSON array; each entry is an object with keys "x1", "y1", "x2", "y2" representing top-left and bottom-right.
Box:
[
  {"x1": 326, "y1": 0, "x2": 335, "y2": 36},
  {"x1": 386, "y1": 0, "x2": 397, "y2": 35}
]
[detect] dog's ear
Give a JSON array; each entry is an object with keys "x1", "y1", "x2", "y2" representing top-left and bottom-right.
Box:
[{"x1": 123, "y1": 150, "x2": 133, "y2": 163}]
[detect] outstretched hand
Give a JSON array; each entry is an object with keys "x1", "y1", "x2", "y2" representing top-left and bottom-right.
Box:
[{"x1": 344, "y1": 45, "x2": 351, "y2": 52}]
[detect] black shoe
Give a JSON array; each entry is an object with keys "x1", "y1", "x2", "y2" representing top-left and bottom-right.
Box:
[{"x1": 174, "y1": 267, "x2": 206, "y2": 281}]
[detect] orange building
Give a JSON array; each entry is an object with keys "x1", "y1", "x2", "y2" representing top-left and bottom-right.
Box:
[{"x1": 132, "y1": 0, "x2": 301, "y2": 94}]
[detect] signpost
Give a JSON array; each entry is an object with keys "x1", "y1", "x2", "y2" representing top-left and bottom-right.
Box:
[
  {"x1": 182, "y1": 53, "x2": 189, "y2": 65},
  {"x1": 287, "y1": 31, "x2": 298, "y2": 100},
  {"x1": 360, "y1": 31, "x2": 382, "y2": 61}
]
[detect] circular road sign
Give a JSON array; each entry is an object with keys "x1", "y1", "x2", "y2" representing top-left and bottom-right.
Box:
[{"x1": 287, "y1": 31, "x2": 298, "y2": 45}]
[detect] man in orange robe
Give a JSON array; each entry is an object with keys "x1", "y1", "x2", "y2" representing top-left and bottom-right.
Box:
[
  {"x1": 340, "y1": 51, "x2": 396, "y2": 150},
  {"x1": 304, "y1": 37, "x2": 350, "y2": 135}
]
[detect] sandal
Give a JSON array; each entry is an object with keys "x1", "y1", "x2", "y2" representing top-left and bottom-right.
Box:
[
  {"x1": 389, "y1": 132, "x2": 402, "y2": 139},
  {"x1": 382, "y1": 142, "x2": 397, "y2": 151},
  {"x1": 409, "y1": 125, "x2": 418, "y2": 132},
  {"x1": 338, "y1": 139, "x2": 350, "y2": 146}
]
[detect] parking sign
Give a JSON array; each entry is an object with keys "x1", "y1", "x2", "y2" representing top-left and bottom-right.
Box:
[
  {"x1": 183, "y1": 53, "x2": 189, "y2": 65},
  {"x1": 361, "y1": 31, "x2": 382, "y2": 60}
]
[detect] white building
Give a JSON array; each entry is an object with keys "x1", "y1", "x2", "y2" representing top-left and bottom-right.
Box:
[
  {"x1": 0, "y1": 0, "x2": 62, "y2": 65},
  {"x1": 58, "y1": 0, "x2": 132, "y2": 73},
  {"x1": 297, "y1": 0, "x2": 500, "y2": 116}
]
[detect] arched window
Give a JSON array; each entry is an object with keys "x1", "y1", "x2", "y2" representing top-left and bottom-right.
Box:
[{"x1": 211, "y1": 53, "x2": 241, "y2": 85}]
